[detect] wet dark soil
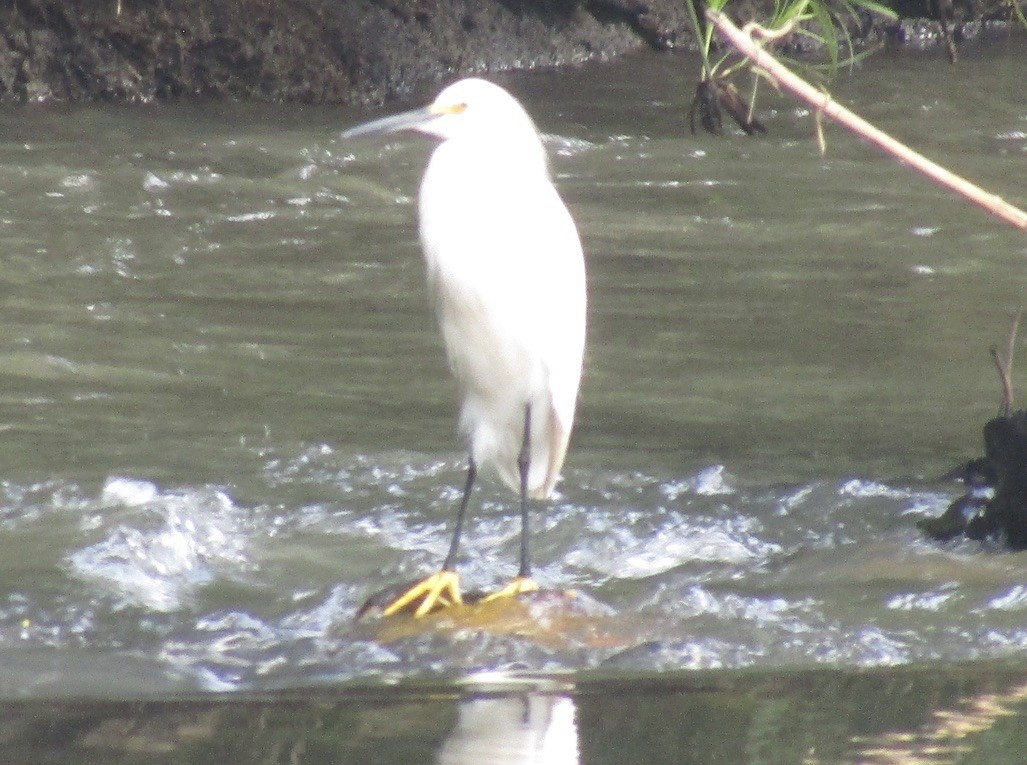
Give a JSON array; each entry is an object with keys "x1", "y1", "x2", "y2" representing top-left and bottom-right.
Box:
[{"x1": 0, "y1": 0, "x2": 1020, "y2": 105}]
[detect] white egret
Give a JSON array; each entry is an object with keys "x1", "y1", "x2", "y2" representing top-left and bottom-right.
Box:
[{"x1": 342, "y1": 78, "x2": 586, "y2": 618}]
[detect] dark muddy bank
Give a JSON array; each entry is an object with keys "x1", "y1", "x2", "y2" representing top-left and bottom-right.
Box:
[{"x1": 0, "y1": 0, "x2": 1021, "y2": 105}]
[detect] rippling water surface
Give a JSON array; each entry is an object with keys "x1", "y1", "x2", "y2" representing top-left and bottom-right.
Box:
[{"x1": 0, "y1": 41, "x2": 1026, "y2": 700}]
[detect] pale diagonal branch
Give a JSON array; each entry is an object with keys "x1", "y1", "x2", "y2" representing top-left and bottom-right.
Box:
[{"x1": 705, "y1": 9, "x2": 1027, "y2": 233}]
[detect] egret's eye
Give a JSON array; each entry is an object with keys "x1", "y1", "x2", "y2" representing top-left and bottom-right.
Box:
[{"x1": 443, "y1": 102, "x2": 468, "y2": 115}]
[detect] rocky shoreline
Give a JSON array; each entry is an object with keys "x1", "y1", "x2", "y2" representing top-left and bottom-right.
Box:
[{"x1": 0, "y1": 0, "x2": 1021, "y2": 105}]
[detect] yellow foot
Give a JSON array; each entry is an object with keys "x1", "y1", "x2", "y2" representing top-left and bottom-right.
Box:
[
  {"x1": 480, "y1": 576, "x2": 540, "y2": 604},
  {"x1": 381, "y1": 570, "x2": 463, "y2": 618}
]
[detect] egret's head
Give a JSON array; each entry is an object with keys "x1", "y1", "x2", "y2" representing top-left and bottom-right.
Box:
[
  {"x1": 418, "y1": 78, "x2": 540, "y2": 144},
  {"x1": 342, "y1": 78, "x2": 542, "y2": 149}
]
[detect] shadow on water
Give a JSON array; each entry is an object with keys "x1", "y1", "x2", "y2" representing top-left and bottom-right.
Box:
[{"x1": 6, "y1": 662, "x2": 1027, "y2": 763}]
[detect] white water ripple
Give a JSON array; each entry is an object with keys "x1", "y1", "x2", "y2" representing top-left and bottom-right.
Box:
[{"x1": 67, "y1": 477, "x2": 252, "y2": 612}]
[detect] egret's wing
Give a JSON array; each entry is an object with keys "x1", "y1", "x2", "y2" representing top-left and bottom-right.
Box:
[
  {"x1": 418, "y1": 144, "x2": 586, "y2": 495},
  {"x1": 529, "y1": 186, "x2": 586, "y2": 495}
]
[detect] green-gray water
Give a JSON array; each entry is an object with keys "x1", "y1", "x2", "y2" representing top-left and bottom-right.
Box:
[{"x1": 0, "y1": 36, "x2": 1026, "y2": 762}]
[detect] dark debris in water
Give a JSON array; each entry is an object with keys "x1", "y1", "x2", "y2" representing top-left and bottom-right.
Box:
[
  {"x1": 920, "y1": 411, "x2": 1027, "y2": 550},
  {"x1": 920, "y1": 314, "x2": 1027, "y2": 551},
  {"x1": 688, "y1": 77, "x2": 767, "y2": 138}
]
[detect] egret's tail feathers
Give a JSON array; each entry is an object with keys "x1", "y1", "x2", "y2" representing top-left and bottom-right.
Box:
[
  {"x1": 466, "y1": 397, "x2": 573, "y2": 500},
  {"x1": 493, "y1": 402, "x2": 570, "y2": 500},
  {"x1": 537, "y1": 408, "x2": 571, "y2": 499}
]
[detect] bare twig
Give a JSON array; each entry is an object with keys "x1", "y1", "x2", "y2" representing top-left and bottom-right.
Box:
[
  {"x1": 933, "y1": 0, "x2": 959, "y2": 64},
  {"x1": 1005, "y1": 304, "x2": 1022, "y2": 378},
  {"x1": 706, "y1": 9, "x2": 1027, "y2": 232},
  {"x1": 990, "y1": 305, "x2": 1023, "y2": 416},
  {"x1": 814, "y1": 105, "x2": 826, "y2": 155},
  {"x1": 741, "y1": 18, "x2": 800, "y2": 42},
  {"x1": 991, "y1": 346, "x2": 1013, "y2": 416}
]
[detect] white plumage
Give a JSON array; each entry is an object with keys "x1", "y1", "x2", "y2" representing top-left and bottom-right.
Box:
[
  {"x1": 343, "y1": 78, "x2": 586, "y2": 616},
  {"x1": 416, "y1": 79, "x2": 586, "y2": 498}
]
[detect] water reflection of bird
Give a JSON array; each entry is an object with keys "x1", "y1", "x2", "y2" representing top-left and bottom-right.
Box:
[
  {"x1": 437, "y1": 694, "x2": 579, "y2": 765},
  {"x1": 342, "y1": 78, "x2": 587, "y2": 617}
]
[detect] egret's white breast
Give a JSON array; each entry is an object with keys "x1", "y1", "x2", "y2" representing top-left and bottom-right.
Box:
[{"x1": 418, "y1": 135, "x2": 585, "y2": 496}]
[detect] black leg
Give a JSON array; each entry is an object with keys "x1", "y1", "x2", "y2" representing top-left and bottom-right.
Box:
[
  {"x1": 517, "y1": 405, "x2": 532, "y2": 579},
  {"x1": 442, "y1": 457, "x2": 476, "y2": 572}
]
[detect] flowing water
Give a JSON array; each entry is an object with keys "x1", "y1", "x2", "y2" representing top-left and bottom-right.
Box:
[{"x1": 0, "y1": 34, "x2": 1026, "y2": 755}]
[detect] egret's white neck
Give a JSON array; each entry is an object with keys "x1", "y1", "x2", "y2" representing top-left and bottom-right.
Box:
[{"x1": 436, "y1": 131, "x2": 551, "y2": 183}]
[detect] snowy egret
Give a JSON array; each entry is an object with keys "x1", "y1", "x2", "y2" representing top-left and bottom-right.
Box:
[{"x1": 343, "y1": 78, "x2": 586, "y2": 618}]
